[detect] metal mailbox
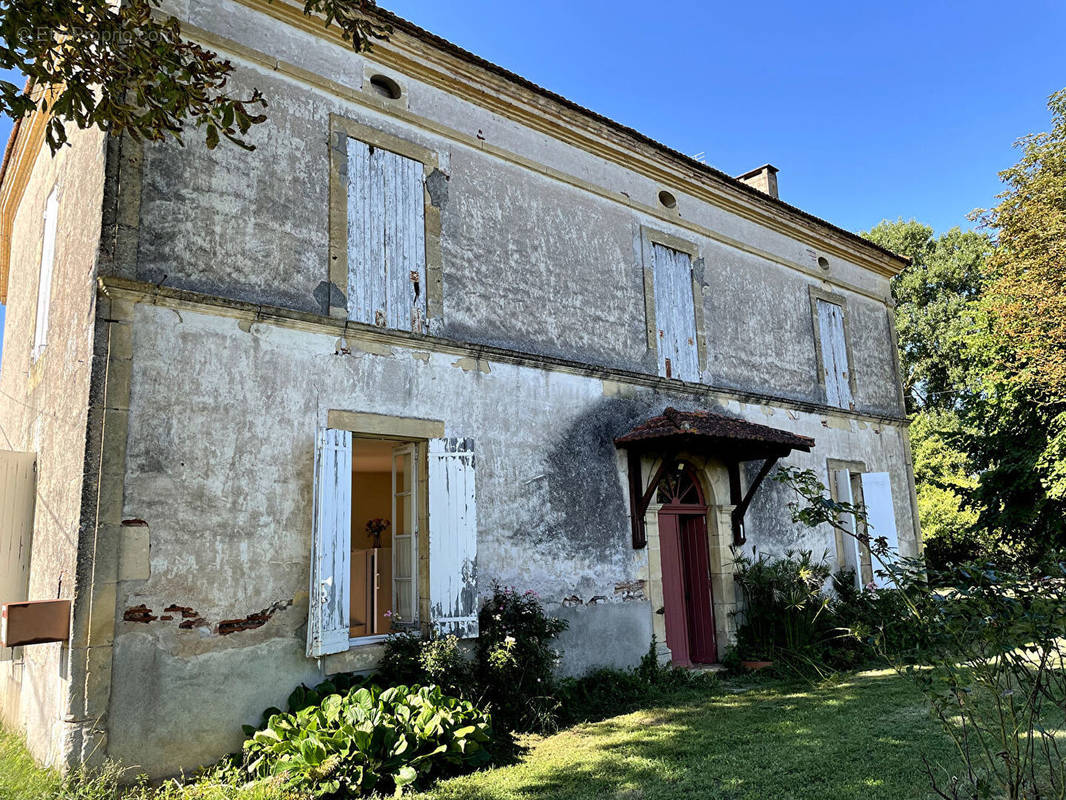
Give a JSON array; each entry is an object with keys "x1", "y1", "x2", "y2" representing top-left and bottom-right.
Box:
[{"x1": 1, "y1": 600, "x2": 70, "y2": 647}]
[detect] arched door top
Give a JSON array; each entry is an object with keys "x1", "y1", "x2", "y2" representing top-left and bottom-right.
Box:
[{"x1": 656, "y1": 462, "x2": 707, "y2": 510}]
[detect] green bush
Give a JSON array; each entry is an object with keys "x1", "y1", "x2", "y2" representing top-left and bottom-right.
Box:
[
  {"x1": 378, "y1": 632, "x2": 473, "y2": 700},
  {"x1": 379, "y1": 586, "x2": 569, "y2": 738},
  {"x1": 829, "y1": 569, "x2": 930, "y2": 662},
  {"x1": 731, "y1": 548, "x2": 856, "y2": 676},
  {"x1": 475, "y1": 585, "x2": 569, "y2": 735},
  {"x1": 242, "y1": 684, "x2": 492, "y2": 797}
]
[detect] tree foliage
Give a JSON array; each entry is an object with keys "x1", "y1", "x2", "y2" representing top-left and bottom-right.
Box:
[
  {"x1": 861, "y1": 220, "x2": 990, "y2": 566},
  {"x1": 979, "y1": 89, "x2": 1066, "y2": 400},
  {"x1": 954, "y1": 90, "x2": 1066, "y2": 562},
  {"x1": 862, "y1": 219, "x2": 990, "y2": 413},
  {"x1": 0, "y1": 0, "x2": 390, "y2": 152}
]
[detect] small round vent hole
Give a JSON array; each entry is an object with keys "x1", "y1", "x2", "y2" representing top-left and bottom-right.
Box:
[
  {"x1": 369, "y1": 74, "x2": 402, "y2": 100},
  {"x1": 817, "y1": 256, "x2": 830, "y2": 270},
  {"x1": 658, "y1": 190, "x2": 677, "y2": 209}
]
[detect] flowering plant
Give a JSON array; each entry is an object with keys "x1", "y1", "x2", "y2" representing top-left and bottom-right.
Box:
[
  {"x1": 365, "y1": 517, "x2": 389, "y2": 547},
  {"x1": 476, "y1": 584, "x2": 568, "y2": 734}
]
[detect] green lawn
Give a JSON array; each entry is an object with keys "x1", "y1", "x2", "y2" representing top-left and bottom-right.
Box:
[
  {"x1": 0, "y1": 724, "x2": 60, "y2": 800},
  {"x1": 414, "y1": 669, "x2": 962, "y2": 800},
  {"x1": 1, "y1": 669, "x2": 961, "y2": 800}
]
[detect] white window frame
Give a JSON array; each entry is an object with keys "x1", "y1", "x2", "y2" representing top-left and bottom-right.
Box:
[
  {"x1": 827, "y1": 460, "x2": 901, "y2": 591},
  {"x1": 32, "y1": 187, "x2": 59, "y2": 361}
]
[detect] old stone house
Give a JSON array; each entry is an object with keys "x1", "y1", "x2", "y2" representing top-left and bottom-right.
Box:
[{"x1": 0, "y1": 0, "x2": 917, "y2": 778}]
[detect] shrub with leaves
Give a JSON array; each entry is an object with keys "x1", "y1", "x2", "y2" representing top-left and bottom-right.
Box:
[
  {"x1": 476, "y1": 585, "x2": 569, "y2": 735},
  {"x1": 378, "y1": 632, "x2": 474, "y2": 700},
  {"x1": 242, "y1": 684, "x2": 492, "y2": 797},
  {"x1": 730, "y1": 547, "x2": 859, "y2": 676},
  {"x1": 557, "y1": 638, "x2": 716, "y2": 724}
]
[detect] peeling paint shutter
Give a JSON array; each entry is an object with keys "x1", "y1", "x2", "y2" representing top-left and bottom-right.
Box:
[
  {"x1": 347, "y1": 139, "x2": 427, "y2": 332},
  {"x1": 833, "y1": 469, "x2": 862, "y2": 589},
  {"x1": 0, "y1": 452, "x2": 35, "y2": 656},
  {"x1": 307, "y1": 428, "x2": 352, "y2": 657},
  {"x1": 817, "y1": 299, "x2": 852, "y2": 409},
  {"x1": 651, "y1": 243, "x2": 699, "y2": 382},
  {"x1": 428, "y1": 438, "x2": 478, "y2": 638},
  {"x1": 859, "y1": 472, "x2": 900, "y2": 589},
  {"x1": 32, "y1": 188, "x2": 59, "y2": 358}
]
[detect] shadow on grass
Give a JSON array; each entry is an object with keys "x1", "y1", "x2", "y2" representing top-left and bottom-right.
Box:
[{"x1": 421, "y1": 670, "x2": 960, "y2": 800}]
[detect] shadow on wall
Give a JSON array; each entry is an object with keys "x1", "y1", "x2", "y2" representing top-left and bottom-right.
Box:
[{"x1": 531, "y1": 396, "x2": 659, "y2": 561}]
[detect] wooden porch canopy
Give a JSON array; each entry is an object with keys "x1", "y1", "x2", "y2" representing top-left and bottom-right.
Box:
[{"x1": 614, "y1": 407, "x2": 815, "y2": 548}]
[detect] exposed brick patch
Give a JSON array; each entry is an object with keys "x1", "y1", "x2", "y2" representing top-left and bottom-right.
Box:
[
  {"x1": 123, "y1": 605, "x2": 156, "y2": 623},
  {"x1": 217, "y1": 599, "x2": 292, "y2": 635},
  {"x1": 123, "y1": 599, "x2": 293, "y2": 634},
  {"x1": 561, "y1": 595, "x2": 583, "y2": 607}
]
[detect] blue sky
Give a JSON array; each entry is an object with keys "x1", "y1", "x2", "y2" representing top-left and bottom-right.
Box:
[{"x1": 1, "y1": 1, "x2": 1064, "y2": 366}]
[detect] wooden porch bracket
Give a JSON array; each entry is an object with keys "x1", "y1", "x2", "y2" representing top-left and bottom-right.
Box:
[
  {"x1": 729, "y1": 457, "x2": 780, "y2": 546},
  {"x1": 627, "y1": 450, "x2": 669, "y2": 549}
]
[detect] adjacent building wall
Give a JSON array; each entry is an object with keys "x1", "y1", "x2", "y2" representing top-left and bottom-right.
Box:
[{"x1": 0, "y1": 121, "x2": 108, "y2": 766}]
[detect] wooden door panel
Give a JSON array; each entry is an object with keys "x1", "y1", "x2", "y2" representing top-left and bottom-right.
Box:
[
  {"x1": 680, "y1": 515, "x2": 717, "y2": 663},
  {"x1": 657, "y1": 512, "x2": 690, "y2": 665}
]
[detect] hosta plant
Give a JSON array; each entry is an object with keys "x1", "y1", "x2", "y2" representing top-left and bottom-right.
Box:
[{"x1": 242, "y1": 684, "x2": 492, "y2": 797}]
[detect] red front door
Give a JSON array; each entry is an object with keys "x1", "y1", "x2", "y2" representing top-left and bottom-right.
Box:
[{"x1": 659, "y1": 509, "x2": 717, "y2": 664}]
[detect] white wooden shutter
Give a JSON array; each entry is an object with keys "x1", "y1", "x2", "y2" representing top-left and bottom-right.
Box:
[
  {"x1": 428, "y1": 438, "x2": 478, "y2": 638},
  {"x1": 833, "y1": 469, "x2": 862, "y2": 589},
  {"x1": 307, "y1": 428, "x2": 352, "y2": 657},
  {"x1": 860, "y1": 472, "x2": 900, "y2": 589},
  {"x1": 32, "y1": 188, "x2": 59, "y2": 359},
  {"x1": 651, "y1": 243, "x2": 699, "y2": 382},
  {"x1": 347, "y1": 140, "x2": 427, "y2": 333},
  {"x1": 817, "y1": 299, "x2": 853, "y2": 409},
  {"x1": 0, "y1": 452, "x2": 35, "y2": 658}
]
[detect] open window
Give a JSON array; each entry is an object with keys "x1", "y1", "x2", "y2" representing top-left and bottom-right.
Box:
[
  {"x1": 831, "y1": 466, "x2": 900, "y2": 590},
  {"x1": 348, "y1": 439, "x2": 418, "y2": 637},
  {"x1": 307, "y1": 427, "x2": 479, "y2": 657}
]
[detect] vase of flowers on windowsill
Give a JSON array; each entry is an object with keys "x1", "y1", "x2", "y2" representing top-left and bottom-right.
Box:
[{"x1": 366, "y1": 518, "x2": 389, "y2": 549}]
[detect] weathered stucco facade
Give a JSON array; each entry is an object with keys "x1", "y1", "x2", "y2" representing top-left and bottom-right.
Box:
[{"x1": 0, "y1": 0, "x2": 917, "y2": 778}]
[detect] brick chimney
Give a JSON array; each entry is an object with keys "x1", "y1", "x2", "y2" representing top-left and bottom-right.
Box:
[{"x1": 736, "y1": 164, "x2": 779, "y2": 199}]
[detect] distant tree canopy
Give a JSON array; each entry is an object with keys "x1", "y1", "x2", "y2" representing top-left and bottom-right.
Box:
[
  {"x1": 864, "y1": 220, "x2": 990, "y2": 415},
  {"x1": 0, "y1": 0, "x2": 390, "y2": 152},
  {"x1": 865, "y1": 89, "x2": 1066, "y2": 566},
  {"x1": 961, "y1": 89, "x2": 1066, "y2": 561},
  {"x1": 980, "y1": 89, "x2": 1066, "y2": 401},
  {"x1": 862, "y1": 220, "x2": 991, "y2": 565}
]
